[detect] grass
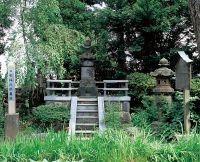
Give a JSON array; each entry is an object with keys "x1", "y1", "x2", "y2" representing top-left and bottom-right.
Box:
[{"x1": 0, "y1": 130, "x2": 200, "y2": 162}]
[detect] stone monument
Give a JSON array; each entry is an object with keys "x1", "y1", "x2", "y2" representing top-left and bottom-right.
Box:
[
  {"x1": 78, "y1": 38, "x2": 97, "y2": 97},
  {"x1": 5, "y1": 62, "x2": 19, "y2": 139}
]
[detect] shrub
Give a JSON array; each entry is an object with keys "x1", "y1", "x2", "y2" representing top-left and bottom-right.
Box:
[
  {"x1": 127, "y1": 72, "x2": 156, "y2": 109},
  {"x1": 189, "y1": 77, "x2": 200, "y2": 132},
  {"x1": 131, "y1": 92, "x2": 184, "y2": 140},
  {"x1": 32, "y1": 104, "x2": 70, "y2": 131}
]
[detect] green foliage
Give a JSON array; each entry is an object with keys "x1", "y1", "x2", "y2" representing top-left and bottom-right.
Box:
[
  {"x1": 32, "y1": 104, "x2": 69, "y2": 130},
  {"x1": 128, "y1": 72, "x2": 156, "y2": 108},
  {"x1": 104, "y1": 102, "x2": 121, "y2": 129},
  {"x1": 93, "y1": 0, "x2": 193, "y2": 74},
  {"x1": 189, "y1": 77, "x2": 200, "y2": 132},
  {"x1": 0, "y1": 0, "x2": 18, "y2": 54},
  {"x1": 29, "y1": 0, "x2": 63, "y2": 38},
  {"x1": 34, "y1": 24, "x2": 84, "y2": 79},
  {"x1": 132, "y1": 92, "x2": 184, "y2": 140},
  {"x1": 191, "y1": 77, "x2": 200, "y2": 97},
  {"x1": 58, "y1": 0, "x2": 93, "y2": 35},
  {"x1": 131, "y1": 95, "x2": 157, "y2": 131},
  {"x1": 1, "y1": 130, "x2": 200, "y2": 161},
  {"x1": 10, "y1": 0, "x2": 85, "y2": 86}
]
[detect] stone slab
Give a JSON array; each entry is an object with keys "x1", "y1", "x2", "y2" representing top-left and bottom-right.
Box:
[
  {"x1": 5, "y1": 113, "x2": 19, "y2": 139},
  {"x1": 121, "y1": 102, "x2": 130, "y2": 112},
  {"x1": 104, "y1": 96, "x2": 131, "y2": 101}
]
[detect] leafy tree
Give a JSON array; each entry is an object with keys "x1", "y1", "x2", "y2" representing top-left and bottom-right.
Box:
[
  {"x1": 58, "y1": 0, "x2": 93, "y2": 36},
  {"x1": 8, "y1": 0, "x2": 84, "y2": 86},
  {"x1": 0, "y1": 0, "x2": 18, "y2": 55},
  {"x1": 93, "y1": 0, "x2": 193, "y2": 78}
]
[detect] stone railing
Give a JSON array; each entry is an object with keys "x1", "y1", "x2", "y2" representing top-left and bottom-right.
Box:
[{"x1": 45, "y1": 79, "x2": 129, "y2": 97}]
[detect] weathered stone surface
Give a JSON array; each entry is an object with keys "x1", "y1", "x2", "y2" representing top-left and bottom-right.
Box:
[
  {"x1": 121, "y1": 101, "x2": 130, "y2": 112},
  {"x1": 81, "y1": 67, "x2": 95, "y2": 80},
  {"x1": 5, "y1": 113, "x2": 19, "y2": 139},
  {"x1": 78, "y1": 87, "x2": 97, "y2": 97},
  {"x1": 78, "y1": 38, "x2": 97, "y2": 97},
  {"x1": 151, "y1": 58, "x2": 174, "y2": 99},
  {"x1": 120, "y1": 112, "x2": 131, "y2": 124}
]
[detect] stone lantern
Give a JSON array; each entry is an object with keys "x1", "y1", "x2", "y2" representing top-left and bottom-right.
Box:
[{"x1": 150, "y1": 58, "x2": 175, "y2": 121}]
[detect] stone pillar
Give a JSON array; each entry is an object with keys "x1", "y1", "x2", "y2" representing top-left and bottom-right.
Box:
[
  {"x1": 150, "y1": 58, "x2": 175, "y2": 122},
  {"x1": 5, "y1": 114, "x2": 19, "y2": 138},
  {"x1": 5, "y1": 62, "x2": 19, "y2": 139},
  {"x1": 78, "y1": 38, "x2": 97, "y2": 97}
]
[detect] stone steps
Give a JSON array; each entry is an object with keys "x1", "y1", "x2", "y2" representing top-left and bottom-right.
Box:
[
  {"x1": 77, "y1": 110, "x2": 98, "y2": 116},
  {"x1": 75, "y1": 130, "x2": 96, "y2": 137},
  {"x1": 75, "y1": 97, "x2": 99, "y2": 136},
  {"x1": 77, "y1": 104, "x2": 98, "y2": 111},
  {"x1": 76, "y1": 123, "x2": 98, "y2": 130},
  {"x1": 76, "y1": 116, "x2": 98, "y2": 123}
]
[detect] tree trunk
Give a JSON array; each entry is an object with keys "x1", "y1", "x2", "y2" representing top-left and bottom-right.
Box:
[{"x1": 189, "y1": 0, "x2": 200, "y2": 53}]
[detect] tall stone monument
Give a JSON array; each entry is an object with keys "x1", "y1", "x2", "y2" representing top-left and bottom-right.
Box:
[
  {"x1": 5, "y1": 62, "x2": 19, "y2": 139},
  {"x1": 78, "y1": 38, "x2": 97, "y2": 97}
]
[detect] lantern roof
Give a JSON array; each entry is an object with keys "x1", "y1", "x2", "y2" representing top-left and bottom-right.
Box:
[{"x1": 150, "y1": 58, "x2": 175, "y2": 77}]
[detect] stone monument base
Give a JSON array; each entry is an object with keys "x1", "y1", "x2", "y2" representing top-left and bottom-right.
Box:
[
  {"x1": 78, "y1": 86, "x2": 97, "y2": 97},
  {"x1": 5, "y1": 113, "x2": 19, "y2": 139}
]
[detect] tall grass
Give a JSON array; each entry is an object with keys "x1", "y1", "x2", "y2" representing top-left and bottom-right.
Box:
[{"x1": 0, "y1": 130, "x2": 200, "y2": 162}]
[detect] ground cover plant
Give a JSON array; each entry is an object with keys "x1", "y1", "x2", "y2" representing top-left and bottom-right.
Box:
[{"x1": 0, "y1": 130, "x2": 200, "y2": 162}]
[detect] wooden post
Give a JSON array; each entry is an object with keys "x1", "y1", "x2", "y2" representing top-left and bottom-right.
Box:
[
  {"x1": 183, "y1": 89, "x2": 191, "y2": 134},
  {"x1": 5, "y1": 62, "x2": 19, "y2": 139},
  {"x1": 47, "y1": 81, "x2": 50, "y2": 96},
  {"x1": 8, "y1": 62, "x2": 16, "y2": 114},
  {"x1": 104, "y1": 82, "x2": 106, "y2": 96},
  {"x1": 125, "y1": 82, "x2": 128, "y2": 96},
  {"x1": 68, "y1": 82, "x2": 72, "y2": 97},
  {"x1": 52, "y1": 82, "x2": 55, "y2": 95},
  {"x1": 175, "y1": 51, "x2": 193, "y2": 135}
]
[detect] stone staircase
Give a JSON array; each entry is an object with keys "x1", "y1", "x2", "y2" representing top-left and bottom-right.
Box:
[{"x1": 75, "y1": 97, "x2": 99, "y2": 136}]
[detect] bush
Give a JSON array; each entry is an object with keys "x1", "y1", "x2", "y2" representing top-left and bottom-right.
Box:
[
  {"x1": 127, "y1": 72, "x2": 156, "y2": 109},
  {"x1": 131, "y1": 92, "x2": 184, "y2": 140},
  {"x1": 190, "y1": 77, "x2": 200, "y2": 132},
  {"x1": 32, "y1": 104, "x2": 70, "y2": 131}
]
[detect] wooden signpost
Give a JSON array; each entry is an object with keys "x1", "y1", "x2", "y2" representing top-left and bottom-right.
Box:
[
  {"x1": 5, "y1": 62, "x2": 19, "y2": 139},
  {"x1": 175, "y1": 51, "x2": 193, "y2": 134},
  {"x1": 8, "y1": 62, "x2": 16, "y2": 114}
]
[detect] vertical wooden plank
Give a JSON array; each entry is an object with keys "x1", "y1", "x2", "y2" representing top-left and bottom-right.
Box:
[
  {"x1": 184, "y1": 89, "x2": 191, "y2": 134},
  {"x1": 47, "y1": 81, "x2": 50, "y2": 96},
  {"x1": 8, "y1": 62, "x2": 16, "y2": 114},
  {"x1": 104, "y1": 82, "x2": 107, "y2": 96},
  {"x1": 52, "y1": 82, "x2": 55, "y2": 95},
  {"x1": 125, "y1": 82, "x2": 128, "y2": 96},
  {"x1": 68, "y1": 82, "x2": 72, "y2": 97}
]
